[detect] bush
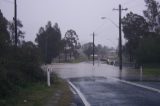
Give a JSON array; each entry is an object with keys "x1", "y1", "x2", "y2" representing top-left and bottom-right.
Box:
[
  {"x1": 136, "y1": 35, "x2": 160, "y2": 64},
  {"x1": 0, "y1": 42, "x2": 45, "y2": 99}
]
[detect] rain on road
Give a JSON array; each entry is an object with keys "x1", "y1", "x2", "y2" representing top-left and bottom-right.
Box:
[{"x1": 51, "y1": 62, "x2": 160, "y2": 106}]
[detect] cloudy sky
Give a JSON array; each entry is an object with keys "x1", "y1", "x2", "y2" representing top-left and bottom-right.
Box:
[{"x1": 0, "y1": 0, "x2": 146, "y2": 47}]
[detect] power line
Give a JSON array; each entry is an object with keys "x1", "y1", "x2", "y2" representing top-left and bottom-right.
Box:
[
  {"x1": 93, "y1": 23, "x2": 106, "y2": 34},
  {"x1": 127, "y1": 2, "x2": 145, "y2": 10},
  {"x1": 93, "y1": 9, "x2": 114, "y2": 33},
  {"x1": 122, "y1": 0, "x2": 139, "y2": 7},
  {"x1": 1, "y1": 0, "x2": 13, "y2": 4}
]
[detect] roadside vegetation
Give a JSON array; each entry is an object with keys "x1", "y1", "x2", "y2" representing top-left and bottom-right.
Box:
[
  {"x1": 0, "y1": 76, "x2": 72, "y2": 106},
  {"x1": 142, "y1": 64, "x2": 160, "y2": 76},
  {"x1": 143, "y1": 68, "x2": 160, "y2": 76},
  {"x1": 0, "y1": 7, "x2": 78, "y2": 105},
  {"x1": 122, "y1": 0, "x2": 160, "y2": 70}
]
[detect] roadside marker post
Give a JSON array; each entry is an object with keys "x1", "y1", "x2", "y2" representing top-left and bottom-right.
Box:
[
  {"x1": 46, "y1": 65, "x2": 51, "y2": 87},
  {"x1": 140, "y1": 66, "x2": 143, "y2": 81}
]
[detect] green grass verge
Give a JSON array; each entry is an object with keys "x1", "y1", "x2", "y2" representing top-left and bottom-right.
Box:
[
  {"x1": 143, "y1": 68, "x2": 160, "y2": 76},
  {"x1": 0, "y1": 79, "x2": 72, "y2": 106}
]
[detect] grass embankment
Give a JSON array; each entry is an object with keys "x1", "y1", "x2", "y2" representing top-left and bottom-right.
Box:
[
  {"x1": 0, "y1": 78, "x2": 72, "y2": 106},
  {"x1": 142, "y1": 64, "x2": 160, "y2": 76},
  {"x1": 143, "y1": 68, "x2": 160, "y2": 76}
]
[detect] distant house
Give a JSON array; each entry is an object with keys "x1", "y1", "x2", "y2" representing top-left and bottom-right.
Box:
[
  {"x1": 90, "y1": 54, "x2": 98, "y2": 59},
  {"x1": 106, "y1": 50, "x2": 118, "y2": 64}
]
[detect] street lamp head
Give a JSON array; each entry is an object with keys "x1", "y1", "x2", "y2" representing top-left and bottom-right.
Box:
[
  {"x1": 125, "y1": 8, "x2": 128, "y2": 11},
  {"x1": 101, "y1": 17, "x2": 106, "y2": 20}
]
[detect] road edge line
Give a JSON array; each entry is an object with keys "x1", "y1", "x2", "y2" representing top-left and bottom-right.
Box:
[
  {"x1": 111, "y1": 77, "x2": 160, "y2": 93},
  {"x1": 67, "y1": 80, "x2": 91, "y2": 106},
  {"x1": 69, "y1": 86, "x2": 77, "y2": 95}
]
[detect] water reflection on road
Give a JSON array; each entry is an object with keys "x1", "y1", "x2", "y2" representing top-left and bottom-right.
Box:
[
  {"x1": 50, "y1": 61, "x2": 160, "y2": 106},
  {"x1": 51, "y1": 61, "x2": 141, "y2": 80}
]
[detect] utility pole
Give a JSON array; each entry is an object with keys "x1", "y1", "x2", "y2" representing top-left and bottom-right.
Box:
[
  {"x1": 93, "y1": 32, "x2": 95, "y2": 66},
  {"x1": 45, "y1": 37, "x2": 48, "y2": 64},
  {"x1": 113, "y1": 4, "x2": 127, "y2": 71},
  {"x1": 14, "y1": 0, "x2": 18, "y2": 46}
]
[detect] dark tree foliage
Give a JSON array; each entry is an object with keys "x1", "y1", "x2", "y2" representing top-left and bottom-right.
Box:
[
  {"x1": 136, "y1": 33, "x2": 160, "y2": 64},
  {"x1": 82, "y1": 43, "x2": 111, "y2": 59},
  {"x1": 122, "y1": 0, "x2": 160, "y2": 64},
  {"x1": 64, "y1": 29, "x2": 80, "y2": 59},
  {"x1": 0, "y1": 10, "x2": 45, "y2": 99},
  {"x1": 0, "y1": 10, "x2": 10, "y2": 52},
  {"x1": 0, "y1": 10, "x2": 11, "y2": 98},
  {"x1": 96, "y1": 44, "x2": 109, "y2": 57},
  {"x1": 35, "y1": 21, "x2": 62, "y2": 64},
  {"x1": 8, "y1": 19, "x2": 25, "y2": 45},
  {"x1": 143, "y1": 0, "x2": 160, "y2": 32},
  {"x1": 122, "y1": 12, "x2": 149, "y2": 61},
  {"x1": 82, "y1": 42, "x2": 93, "y2": 59}
]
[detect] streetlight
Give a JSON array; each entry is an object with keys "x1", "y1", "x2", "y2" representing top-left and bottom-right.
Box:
[
  {"x1": 101, "y1": 16, "x2": 122, "y2": 71},
  {"x1": 101, "y1": 17, "x2": 119, "y2": 28}
]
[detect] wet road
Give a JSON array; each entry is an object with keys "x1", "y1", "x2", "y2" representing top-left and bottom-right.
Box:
[
  {"x1": 70, "y1": 77, "x2": 160, "y2": 106},
  {"x1": 52, "y1": 61, "x2": 121, "y2": 79},
  {"x1": 50, "y1": 62, "x2": 160, "y2": 106}
]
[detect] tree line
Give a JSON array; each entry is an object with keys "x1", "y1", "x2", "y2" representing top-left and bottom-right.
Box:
[
  {"x1": 82, "y1": 42, "x2": 115, "y2": 59},
  {"x1": 35, "y1": 21, "x2": 81, "y2": 63},
  {"x1": 122, "y1": 0, "x2": 160, "y2": 66},
  {"x1": 0, "y1": 9, "x2": 45, "y2": 99},
  {"x1": 0, "y1": 9, "x2": 80, "y2": 99}
]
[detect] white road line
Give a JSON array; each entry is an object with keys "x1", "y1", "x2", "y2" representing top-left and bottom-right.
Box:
[
  {"x1": 69, "y1": 86, "x2": 77, "y2": 95},
  {"x1": 110, "y1": 77, "x2": 160, "y2": 93},
  {"x1": 68, "y1": 80, "x2": 91, "y2": 106}
]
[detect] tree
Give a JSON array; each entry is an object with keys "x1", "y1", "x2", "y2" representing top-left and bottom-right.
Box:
[
  {"x1": 64, "y1": 29, "x2": 80, "y2": 59},
  {"x1": 136, "y1": 34, "x2": 160, "y2": 64},
  {"x1": 0, "y1": 10, "x2": 10, "y2": 51},
  {"x1": 143, "y1": 0, "x2": 160, "y2": 32},
  {"x1": 82, "y1": 42, "x2": 93, "y2": 59},
  {"x1": 35, "y1": 21, "x2": 62, "y2": 64},
  {"x1": 122, "y1": 12, "x2": 149, "y2": 61},
  {"x1": 0, "y1": 10, "x2": 10, "y2": 97},
  {"x1": 8, "y1": 19, "x2": 25, "y2": 46},
  {"x1": 0, "y1": 10, "x2": 45, "y2": 98}
]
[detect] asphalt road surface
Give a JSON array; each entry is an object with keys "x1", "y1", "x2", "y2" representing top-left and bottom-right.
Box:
[
  {"x1": 70, "y1": 77, "x2": 160, "y2": 106},
  {"x1": 51, "y1": 62, "x2": 160, "y2": 106}
]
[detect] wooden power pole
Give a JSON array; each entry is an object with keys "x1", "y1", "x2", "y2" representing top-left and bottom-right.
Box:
[
  {"x1": 14, "y1": 0, "x2": 18, "y2": 46},
  {"x1": 113, "y1": 4, "x2": 127, "y2": 71},
  {"x1": 93, "y1": 32, "x2": 95, "y2": 66}
]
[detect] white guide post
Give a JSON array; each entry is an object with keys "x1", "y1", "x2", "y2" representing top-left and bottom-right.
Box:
[{"x1": 47, "y1": 67, "x2": 51, "y2": 87}]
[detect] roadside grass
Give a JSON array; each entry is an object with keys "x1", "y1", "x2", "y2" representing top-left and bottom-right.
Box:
[
  {"x1": 143, "y1": 68, "x2": 160, "y2": 76},
  {"x1": 0, "y1": 77, "x2": 72, "y2": 106}
]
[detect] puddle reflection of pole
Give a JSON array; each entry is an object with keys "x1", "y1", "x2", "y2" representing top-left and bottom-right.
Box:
[
  {"x1": 92, "y1": 32, "x2": 96, "y2": 80},
  {"x1": 140, "y1": 66, "x2": 143, "y2": 81},
  {"x1": 93, "y1": 32, "x2": 95, "y2": 66}
]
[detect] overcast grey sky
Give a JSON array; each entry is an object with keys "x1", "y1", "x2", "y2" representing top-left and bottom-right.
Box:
[{"x1": 0, "y1": 0, "x2": 147, "y2": 47}]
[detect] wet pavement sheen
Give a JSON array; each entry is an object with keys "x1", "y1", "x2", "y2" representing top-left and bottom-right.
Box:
[
  {"x1": 70, "y1": 77, "x2": 160, "y2": 106},
  {"x1": 51, "y1": 62, "x2": 160, "y2": 106}
]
